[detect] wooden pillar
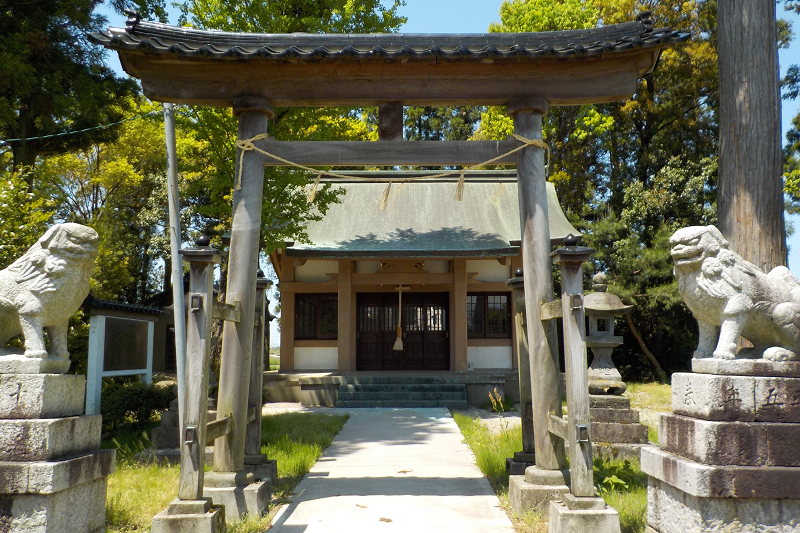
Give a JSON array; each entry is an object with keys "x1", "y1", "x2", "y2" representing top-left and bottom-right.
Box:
[
  {"x1": 178, "y1": 240, "x2": 221, "y2": 500},
  {"x1": 718, "y1": 0, "x2": 785, "y2": 271},
  {"x1": 378, "y1": 102, "x2": 403, "y2": 141},
  {"x1": 507, "y1": 268, "x2": 535, "y2": 457},
  {"x1": 337, "y1": 259, "x2": 352, "y2": 371},
  {"x1": 453, "y1": 258, "x2": 468, "y2": 372},
  {"x1": 279, "y1": 252, "x2": 295, "y2": 371},
  {"x1": 510, "y1": 97, "x2": 566, "y2": 471},
  {"x1": 214, "y1": 96, "x2": 273, "y2": 474},
  {"x1": 552, "y1": 244, "x2": 595, "y2": 497},
  {"x1": 245, "y1": 272, "x2": 270, "y2": 460}
]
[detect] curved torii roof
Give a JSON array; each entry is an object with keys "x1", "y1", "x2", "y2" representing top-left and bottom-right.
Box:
[{"x1": 91, "y1": 11, "x2": 686, "y2": 108}]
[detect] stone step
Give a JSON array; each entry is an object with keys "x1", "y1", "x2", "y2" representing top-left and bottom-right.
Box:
[
  {"x1": 589, "y1": 395, "x2": 631, "y2": 410},
  {"x1": 336, "y1": 400, "x2": 470, "y2": 409},
  {"x1": 341, "y1": 376, "x2": 461, "y2": 385},
  {"x1": 337, "y1": 391, "x2": 467, "y2": 402},
  {"x1": 338, "y1": 383, "x2": 465, "y2": 393},
  {"x1": 590, "y1": 407, "x2": 640, "y2": 423},
  {"x1": 591, "y1": 421, "x2": 649, "y2": 444}
]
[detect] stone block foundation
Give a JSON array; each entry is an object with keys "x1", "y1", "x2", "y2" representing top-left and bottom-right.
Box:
[
  {"x1": 645, "y1": 369, "x2": 800, "y2": 533},
  {"x1": 0, "y1": 373, "x2": 114, "y2": 533}
]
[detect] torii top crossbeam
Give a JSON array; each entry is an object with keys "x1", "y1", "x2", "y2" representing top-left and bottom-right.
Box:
[{"x1": 91, "y1": 11, "x2": 685, "y2": 107}]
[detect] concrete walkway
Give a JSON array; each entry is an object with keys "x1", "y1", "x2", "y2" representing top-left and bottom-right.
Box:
[{"x1": 269, "y1": 408, "x2": 515, "y2": 533}]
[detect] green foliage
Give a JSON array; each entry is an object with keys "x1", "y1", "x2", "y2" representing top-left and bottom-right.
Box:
[
  {"x1": 0, "y1": 0, "x2": 139, "y2": 169},
  {"x1": 100, "y1": 379, "x2": 174, "y2": 435},
  {"x1": 593, "y1": 459, "x2": 648, "y2": 533},
  {"x1": 0, "y1": 168, "x2": 51, "y2": 269},
  {"x1": 452, "y1": 412, "x2": 520, "y2": 492},
  {"x1": 490, "y1": 0, "x2": 599, "y2": 33}
]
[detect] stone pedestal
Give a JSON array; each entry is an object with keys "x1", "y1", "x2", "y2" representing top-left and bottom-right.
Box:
[
  {"x1": 548, "y1": 494, "x2": 621, "y2": 533},
  {"x1": 643, "y1": 367, "x2": 800, "y2": 533},
  {"x1": 151, "y1": 497, "x2": 224, "y2": 533},
  {"x1": 244, "y1": 454, "x2": 278, "y2": 483},
  {"x1": 0, "y1": 373, "x2": 114, "y2": 533},
  {"x1": 202, "y1": 471, "x2": 270, "y2": 520},
  {"x1": 509, "y1": 466, "x2": 570, "y2": 516},
  {"x1": 506, "y1": 451, "x2": 536, "y2": 476},
  {"x1": 589, "y1": 395, "x2": 649, "y2": 460}
]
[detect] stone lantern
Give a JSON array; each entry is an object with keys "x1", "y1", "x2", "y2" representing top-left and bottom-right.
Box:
[{"x1": 584, "y1": 272, "x2": 631, "y2": 395}]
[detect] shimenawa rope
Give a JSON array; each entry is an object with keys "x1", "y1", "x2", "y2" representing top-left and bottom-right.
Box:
[{"x1": 235, "y1": 133, "x2": 550, "y2": 209}]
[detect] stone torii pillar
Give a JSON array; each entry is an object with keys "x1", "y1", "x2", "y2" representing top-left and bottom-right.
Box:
[{"x1": 211, "y1": 96, "x2": 273, "y2": 488}]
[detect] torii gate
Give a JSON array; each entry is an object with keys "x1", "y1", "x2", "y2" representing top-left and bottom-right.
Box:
[{"x1": 93, "y1": 10, "x2": 684, "y2": 529}]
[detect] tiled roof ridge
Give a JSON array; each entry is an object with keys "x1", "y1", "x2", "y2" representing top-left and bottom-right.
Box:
[{"x1": 91, "y1": 9, "x2": 687, "y2": 61}]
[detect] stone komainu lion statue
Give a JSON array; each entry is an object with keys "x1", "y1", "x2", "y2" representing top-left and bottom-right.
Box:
[
  {"x1": 670, "y1": 225, "x2": 800, "y2": 362},
  {"x1": 0, "y1": 223, "x2": 99, "y2": 359}
]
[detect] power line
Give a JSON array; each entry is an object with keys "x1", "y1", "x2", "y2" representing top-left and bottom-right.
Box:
[{"x1": 0, "y1": 109, "x2": 162, "y2": 145}]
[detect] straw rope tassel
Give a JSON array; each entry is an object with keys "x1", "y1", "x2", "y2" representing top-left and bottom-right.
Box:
[
  {"x1": 393, "y1": 287, "x2": 403, "y2": 351},
  {"x1": 378, "y1": 182, "x2": 392, "y2": 210},
  {"x1": 454, "y1": 172, "x2": 466, "y2": 201},
  {"x1": 307, "y1": 173, "x2": 322, "y2": 203}
]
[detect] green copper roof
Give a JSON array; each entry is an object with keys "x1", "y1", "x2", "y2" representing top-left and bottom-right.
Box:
[{"x1": 285, "y1": 171, "x2": 580, "y2": 258}]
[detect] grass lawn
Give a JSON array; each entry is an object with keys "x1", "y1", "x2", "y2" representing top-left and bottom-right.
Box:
[
  {"x1": 453, "y1": 411, "x2": 648, "y2": 533},
  {"x1": 104, "y1": 411, "x2": 348, "y2": 532}
]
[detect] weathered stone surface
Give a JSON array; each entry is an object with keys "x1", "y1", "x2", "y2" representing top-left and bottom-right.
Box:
[
  {"x1": 0, "y1": 475, "x2": 108, "y2": 533},
  {"x1": 593, "y1": 443, "x2": 650, "y2": 461},
  {"x1": 0, "y1": 416, "x2": 101, "y2": 462},
  {"x1": 642, "y1": 446, "x2": 800, "y2": 499},
  {"x1": 0, "y1": 449, "x2": 115, "y2": 495},
  {"x1": 549, "y1": 499, "x2": 621, "y2": 533},
  {"x1": 591, "y1": 422, "x2": 649, "y2": 444},
  {"x1": 692, "y1": 358, "x2": 800, "y2": 377},
  {"x1": 0, "y1": 355, "x2": 71, "y2": 375},
  {"x1": 670, "y1": 225, "x2": 800, "y2": 362},
  {"x1": 203, "y1": 479, "x2": 270, "y2": 521},
  {"x1": 0, "y1": 374, "x2": 85, "y2": 419},
  {"x1": 0, "y1": 223, "x2": 99, "y2": 366},
  {"x1": 660, "y1": 413, "x2": 800, "y2": 467},
  {"x1": 672, "y1": 373, "x2": 800, "y2": 422},
  {"x1": 509, "y1": 475, "x2": 569, "y2": 516},
  {"x1": 590, "y1": 395, "x2": 631, "y2": 409},
  {"x1": 151, "y1": 501, "x2": 224, "y2": 533},
  {"x1": 244, "y1": 456, "x2": 277, "y2": 483},
  {"x1": 647, "y1": 477, "x2": 800, "y2": 533},
  {"x1": 590, "y1": 407, "x2": 640, "y2": 423}
]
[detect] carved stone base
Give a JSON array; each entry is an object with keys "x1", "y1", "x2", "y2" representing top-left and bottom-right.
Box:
[
  {"x1": 0, "y1": 374, "x2": 85, "y2": 419},
  {"x1": 647, "y1": 477, "x2": 800, "y2": 533},
  {"x1": 151, "y1": 498, "x2": 225, "y2": 533},
  {"x1": 203, "y1": 480, "x2": 270, "y2": 521},
  {"x1": 0, "y1": 354, "x2": 70, "y2": 375},
  {"x1": 671, "y1": 373, "x2": 800, "y2": 423},
  {"x1": 548, "y1": 498, "x2": 621, "y2": 533},
  {"x1": 509, "y1": 467, "x2": 571, "y2": 517},
  {"x1": 659, "y1": 413, "x2": 800, "y2": 467},
  {"x1": 692, "y1": 357, "x2": 800, "y2": 377}
]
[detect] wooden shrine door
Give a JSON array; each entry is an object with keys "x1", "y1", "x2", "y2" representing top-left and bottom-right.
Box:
[{"x1": 356, "y1": 292, "x2": 449, "y2": 371}]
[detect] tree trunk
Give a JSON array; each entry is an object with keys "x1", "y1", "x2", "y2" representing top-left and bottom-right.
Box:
[{"x1": 717, "y1": 0, "x2": 786, "y2": 271}]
